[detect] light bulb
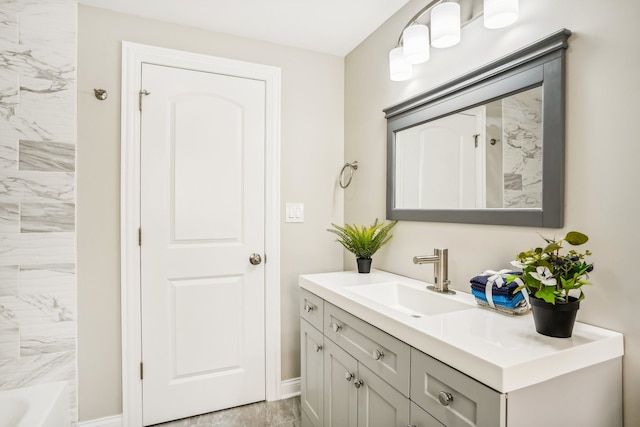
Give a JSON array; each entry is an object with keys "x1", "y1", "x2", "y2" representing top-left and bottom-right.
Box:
[
  {"x1": 402, "y1": 24, "x2": 430, "y2": 65},
  {"x1": 431, "y1": 2, "x2": 461, "y2": 48},
  {"x1": 484, "y1": 0, "x2": 519, "y2": 29},
  {"x1": 389, "y1": 47, "x2": 412, "y2": 81}
]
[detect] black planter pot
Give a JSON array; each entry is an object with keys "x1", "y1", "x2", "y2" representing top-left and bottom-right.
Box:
[
  {"x1": 529, "y1": 296, "x2": 580, "y2": 338},
  {"x1": 356, "y1": 257, "x2": 372, "y2": 274}
]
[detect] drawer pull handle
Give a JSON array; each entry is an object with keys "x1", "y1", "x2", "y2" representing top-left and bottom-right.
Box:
[
  {"x1": 438, "y1": 391, "x2": 454, "y2": 406},
  {"x1": 315, "y1": 344, "x2": 323, "y2": 352},
  {"x1": 304, "y1": 304, "x2": 314, "y2": 313},
  {"x1": 345, "y1": 372, "x2": 355, "y2": 382},
  {"x1": 372, "y1": 349, "x2": 384, "y2": 360},
  {"x1": 354, "y1": 378, "x2": 364, "y2": 389},
  {"x1": 332, "y1": 323, "x2": 342, "y2": 333}
]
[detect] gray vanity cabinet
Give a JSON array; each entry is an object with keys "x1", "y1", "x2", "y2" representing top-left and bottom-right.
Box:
[
  {"x1": 301, "y1": 290, "x2": 508, "y2": 427},
  {"x1": 323, "y1": 330, "x2": 410, "y2": 427}
]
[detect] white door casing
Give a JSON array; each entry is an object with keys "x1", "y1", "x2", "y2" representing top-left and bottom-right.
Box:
[
  {"x1": 140, "y1": 63, "x2": 265, "y2": 425},
  {"x1": 121, "y1": 42, "x2": 281, "y2": 427}
]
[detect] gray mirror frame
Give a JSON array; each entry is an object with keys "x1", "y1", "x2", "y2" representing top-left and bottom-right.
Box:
[{"x1": 384, "y1": 29, "x2": 571, "y2": 228}]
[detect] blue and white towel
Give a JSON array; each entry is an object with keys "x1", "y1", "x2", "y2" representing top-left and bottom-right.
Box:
[{"x1": 469, "y1": 269, "x2": 530, "y2": 314}]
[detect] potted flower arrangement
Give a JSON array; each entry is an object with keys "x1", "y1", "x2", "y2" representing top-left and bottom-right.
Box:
[
  {"x1": 327, "y1": 219, "x2": 398, "y2": 273},
  {"x1": 509, "y1": 231, "x2": 593, "y2": 338}
]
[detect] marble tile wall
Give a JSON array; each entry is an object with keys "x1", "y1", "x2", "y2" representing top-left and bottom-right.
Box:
[
  {"x1": 501, "y1": 88, "x2": 543, "y2": 208},
  {"x1": 0, "y1": 0, "x2": 77, "y2": 424}
]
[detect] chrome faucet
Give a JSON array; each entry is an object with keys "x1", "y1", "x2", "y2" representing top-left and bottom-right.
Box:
[{"x1": 413, "y1": 248, "x2": 455, "y2": 295}]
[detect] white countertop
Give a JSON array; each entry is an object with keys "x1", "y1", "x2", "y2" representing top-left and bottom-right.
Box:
[{"x1": 299, "y1": 269, "x2": 624, "y2": 393}]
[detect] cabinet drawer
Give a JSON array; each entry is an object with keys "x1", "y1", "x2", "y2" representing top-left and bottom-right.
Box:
[
  {"x1": 324, "y1": 302, "x2": 410, "y2": 396},
  {"x1": 410, "y1": 349, "x2": 505, "y2": 427},
  {"x1": 300, "y1": 288, "x2": 324, "y2": 331}
]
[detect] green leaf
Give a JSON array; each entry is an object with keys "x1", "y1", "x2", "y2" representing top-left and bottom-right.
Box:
[
  {"x1": 565, "y1": 231, "x2": 589, "y2": 245},
  {"x1": 543, "y1": 242, "x2": 561, "y2": 253},
  {"x1": 535, "y1": 287, "x2": 557, "y2": 304}
]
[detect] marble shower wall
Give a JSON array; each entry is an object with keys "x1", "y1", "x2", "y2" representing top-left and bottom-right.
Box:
[
  {"x1": 0, "y1": 0, "x2": 77, "y2": 424},
  {"x1": 501, "y1": 88, "x2": 543, "y2": 208}
]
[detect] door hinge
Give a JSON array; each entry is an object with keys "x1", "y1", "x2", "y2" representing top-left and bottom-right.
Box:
[
  {"x1": 264, "y1": 253, "x2": 267, "y2": 264},
  {"x1": 140, "y1": 362, "x2": 144, "y2": 380},
  {"x1": 138, "y1": 228, "x2": 142, "y2": 246},
  {"x1": 139, "y1": 89, "x2": 150, "y2": 111}
]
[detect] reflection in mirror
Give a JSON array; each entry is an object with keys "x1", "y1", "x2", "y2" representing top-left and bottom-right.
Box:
[{"x1": 395, "y1": 86, "x2": 542, "y2": 210}]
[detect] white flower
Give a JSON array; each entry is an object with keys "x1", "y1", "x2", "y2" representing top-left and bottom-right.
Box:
[
  {"x1": 510, "y1": 260, "x2": 529, "y2": 269},
  {"x1": 528, "y1": 266, "x2": 557, "y2": 287}
]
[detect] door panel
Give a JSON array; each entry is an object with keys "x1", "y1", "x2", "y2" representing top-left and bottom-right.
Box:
[
  {"x1": 172, "y1": 94, "x2": 242, "y2": 241},
  {"x1": 324, "y1": 338, "x2": 358, "y2": 427},
  {"x1": 140, "y1": 63, "x2": 266, "y2": 426},
  {"x1": 357, "y1": 364, "x2": 409, "y2": 427},
  {"x1": 300, "y1": 319, "x2": 324, "y2": 427}
]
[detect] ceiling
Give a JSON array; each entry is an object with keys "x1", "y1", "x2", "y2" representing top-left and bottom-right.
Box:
[{"x1": 77, "y1": 0, "x2": 412, "y2": 57}]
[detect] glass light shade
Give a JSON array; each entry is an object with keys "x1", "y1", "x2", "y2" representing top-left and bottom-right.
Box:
[
  {"x1": 389, "y1": 47, "x2": 412, "y2": 81},
  {"x1": 431, "y1": 2, "x2": 461, "y2": 48},
  {"x1": 484, "y1": 0, "x2": 519, "y2": 29},
  {"x1": 402, "y1": 24, "x2": 430, "y2": 64}
]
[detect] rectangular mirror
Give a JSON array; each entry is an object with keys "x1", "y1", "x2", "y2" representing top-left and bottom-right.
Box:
[{"x1": 384, "y1": 29, "x2": 571, "y2": 227}]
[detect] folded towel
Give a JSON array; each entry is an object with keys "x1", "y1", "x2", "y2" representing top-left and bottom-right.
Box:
[
  {"x1": 471, "y1": 282, "x2": 519, "y2": 298},
  {"x1": 470, "y1": 271, "x2": 521, "y2": 297},
  {"x1": 475, "y1": 298, "x2": 530, "y2": 315},
  {"x1": 472, "y1": 289, "x2": 525, "y2": 308}
]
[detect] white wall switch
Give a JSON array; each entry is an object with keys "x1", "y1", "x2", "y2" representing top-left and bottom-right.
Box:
[{"x1": 285, "y1": 203, "x2": 304, "y2": 223}]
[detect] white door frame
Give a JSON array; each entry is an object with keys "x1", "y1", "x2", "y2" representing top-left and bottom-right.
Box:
[{"x1": 120, "y1": 41, "x2": 282, "y2": 427}]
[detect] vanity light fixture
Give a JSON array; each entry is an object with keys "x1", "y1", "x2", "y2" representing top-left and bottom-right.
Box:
[{"x1": 389, "y1": 0, "x2": 519, "y2": 81}]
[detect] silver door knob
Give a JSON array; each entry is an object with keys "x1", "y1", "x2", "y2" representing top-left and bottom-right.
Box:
[
  {"x1": 249, "y1": 253, "x2": 262, "y2": 265},
  {"x1": 345, "y1": 372, "x2": 355, "y2": 382},
  {"x1": 354, "y1": 379, "x2": 364, "y2": 389},
  {"x1": 438, "y1": 391, "x2": 454, "y2": 406},
  {"x1": 304, "y1": 304, "x2": 314, "y2": 313},
  {"x1": 315, "y1": 344, "x2": 323, "y2": 352},
  {"x1": 331, "y1": 323, "x2": 342, "y2": 333},
  {"x1": 372, "y1": 349, "x2": 384, "y2": 360}
]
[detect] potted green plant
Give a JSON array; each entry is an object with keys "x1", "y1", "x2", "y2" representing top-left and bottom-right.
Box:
[
  {"x1": 508, "y1": 231, "x2": 593, "y2": 338},
  {"x1": 328, "y1": 219, "x2": 398, "y2": 273}
]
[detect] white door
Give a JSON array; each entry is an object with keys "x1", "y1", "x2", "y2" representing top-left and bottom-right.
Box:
[
  {"x1": 404, "y1": 113, "x2": 478, "y2": 209},
  {"x1": 140, "y1": 63, "x2": 266, "y2": 426}
]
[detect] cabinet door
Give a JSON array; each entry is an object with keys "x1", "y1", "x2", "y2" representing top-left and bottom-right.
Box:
[
  {"x1": 324, "y1": 339, "x2": 358, "y2": 427},
  {"x1": 357, "y1": 364, "x2": 410, "y2": 427},
  {"x1": 410, "y1": 401, "x2": 444, "y2": 427},
  {"x1": 301, "y1": 319, "x2": 324, "y2": 427}
]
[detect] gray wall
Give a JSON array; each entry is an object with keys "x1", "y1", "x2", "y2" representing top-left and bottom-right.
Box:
[
  {"x1": 0, "y1": 0, "x2": 78, "y2": 424},
  {"x1": 77, "y1": 5, "x2": 344, "y2": 422},
  {"x1": 344, "y1": 0, "x2": 640, "y2": 425}
]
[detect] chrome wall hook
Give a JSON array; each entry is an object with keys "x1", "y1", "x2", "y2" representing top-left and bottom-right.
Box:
[
  {"x1": 94, "y1": 89, "x2": 108, "y2": 100},
  {"x1": 339, "y1": 161, "x2": 358, "y2": 189}
]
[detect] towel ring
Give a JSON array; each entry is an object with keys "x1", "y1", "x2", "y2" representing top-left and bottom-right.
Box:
[{"x1": 339, "y1": 161, "x2": 358, "y2": 189}]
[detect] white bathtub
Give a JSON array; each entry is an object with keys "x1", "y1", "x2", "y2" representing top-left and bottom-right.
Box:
[{"x1": 0, "y1": 382, "x2": 69, "y2": 427}]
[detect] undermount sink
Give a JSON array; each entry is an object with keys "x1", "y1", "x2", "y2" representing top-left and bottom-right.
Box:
[{"x1": 348, "y1": 281, "x2": 473, "y2": 317}]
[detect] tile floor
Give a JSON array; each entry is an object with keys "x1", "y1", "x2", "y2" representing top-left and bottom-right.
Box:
[{"x1": 151, "y1": 396, "x2": 301, "y2": 427}]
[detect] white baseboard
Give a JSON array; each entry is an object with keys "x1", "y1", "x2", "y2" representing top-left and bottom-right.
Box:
[
  {"x1": 78, "y1": 414, "x2": 122, "y2": 427},
  {"x1": 79, "y1": 378, "x2": 301, "y2": 426},
  {"x1": 280, "y1": 377, "x2": 301, "y2": 399}
]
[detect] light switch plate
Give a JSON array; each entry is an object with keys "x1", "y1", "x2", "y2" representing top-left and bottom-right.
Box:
[{"x1": 285, "y1": 203, "x2": 304, "y2": 223}]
